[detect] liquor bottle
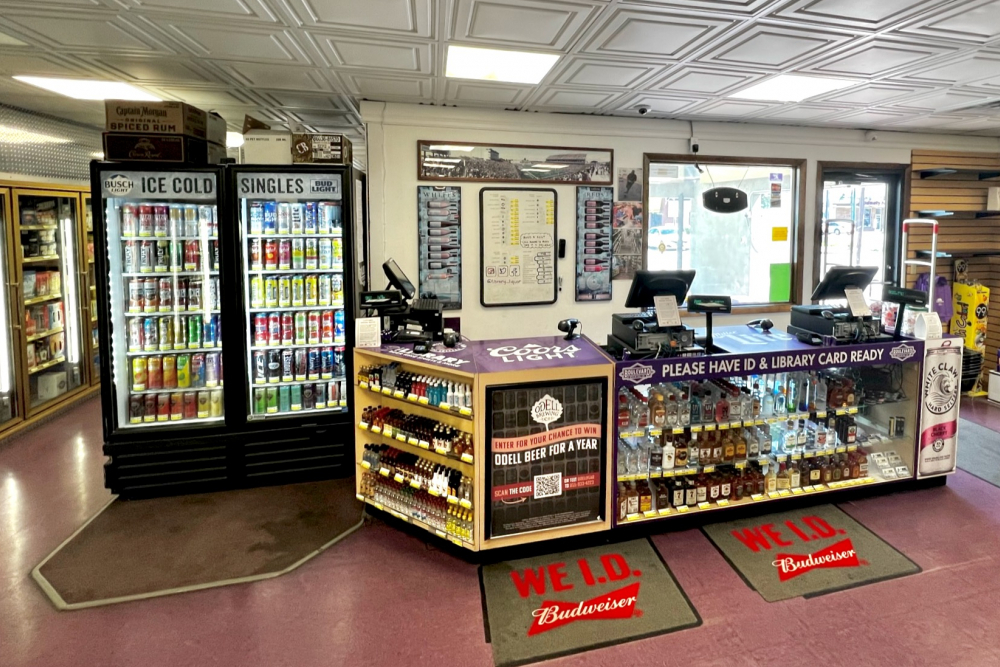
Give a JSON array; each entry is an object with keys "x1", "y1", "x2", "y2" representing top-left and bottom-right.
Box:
[
  {"x1": 797, "y1": 373, "x2": 809, "y2": 413},
  {"x1": 858, "y1": 449, "x2": 868, "y2": 477},
  {"x1": 695, "y1": 475, "x2": 708, "y2": 504},
  {"x1": 765, "y1": 464, "x2": 777, "y2": 493},
  {"x1": 723, "y1": 432, "x2": 735, "y2": 462},
  {"x1": 699, "y1": 433, "x2": 713, "y2": 467},
  {"x1": 840, "y1": 455, "x2": 851, "y2": 481},
  {"x1": 808, "y1": 460, "x2": 822, "y2": 486},
  {"x1": 638, "y1": 482, "x2": 653, "y2": 513},
  {"x1": 729, "y1": 389, "x2": 742, "y2": 420},
  {"x1": 821, "y1": 458, "x2": 833, "y2": 484},
  {"x1": 633, "y1": 394, "x2": 649, "y2": 429},
  {"x1": 655, "y1": 483, "x2": 671, "y2": 513},
  {"x1": 711, "y1": 432, "x2": 724, "y2": 465},
  {"x1": 784, "y1": 419, "x2": 798, "y2": 453},
  {"x1": 790, "y1": 461, "x2": 801, "y2": 488},
  {"x1": 677, "y1": 392, "x2": 691, "y2": 427},
  {"x1": 689, "y1": 391, "x2": 702, "y2": 425},
  {"x1": 815, "y1": 374, "x2": 828, "y2": 411},
  {"x1": 721, "y1": 473, "x2": 732, "y2": 501},
  {"x1": 741, "y1": 388, "x2": 753, "y2": 421},
  {"x1": 797, "y1": 419, "x2": 807, "y2": 449},
  {"x1": 746, "y1": 427, "x2": 760, "y2": 458},
  {"x1": 662, "y1": 435, "x2": 675, "y2": 470},
  {"x1": 776, "y1": 462, "x2": 791, "y2": 491},
  {"x1": 816, "y1": 421, "x2": 828, "y2": 448},
  {"x1": 752, "y1": 382, "x2": 762, "y2": 417},
  {"x1": 715, "y1": 390, "x2": 730, "y2": 423},
  {"x1": 617, "y1": 393, "x2": 631, "y2": 428},
  {"x1": 845, "y1": 379, "x2": 856, "y2": 407},
  {"x1": 760, "y1": 425, "x2": 773, "y2": 455},
  {"x1": 672, "y1": 479, "x2": 686, "y2": 508},
  {"x1": 649, "y1": 437, "x2": 663, "y2": 472},
  {"x1": 684, "y1": 479, "x2": 698, "y2": 507},
  {"x1": 665, "y1": 394, "x2": 678, "y2": 427},
  {"x1": 708, "y1": 475, "x2": 721, "y2": 503},
  {"x1": 625, "y1": 483, "x2": 639, "y2": 515},
  {"x1": 762, "y1": 387, "x2": 774, "y2": 417},
  {"x1": 831, "y1": 456, "x2": 843, "y2": 482},
  {"x1": 649, "y1": 392, "x2": 666, "y2": 427},
  {"x1": 687, "y1": 435, "x2": 699, "y2": 466},
  {"x1": 673, "y1": 436, "x2": 687, "y2": 468},
  {"x1": 774, "y1": 384, "x2": 787, "y2": 415},
  {"x1": 701, "y1": 391, "x2": 715, "y2": 424},
  {"x1": 734, "y1": 429, "x2": 747, "y2": 460},
  {"x1": 850, "y1": 452, "x2": 861, "y2": 479}
]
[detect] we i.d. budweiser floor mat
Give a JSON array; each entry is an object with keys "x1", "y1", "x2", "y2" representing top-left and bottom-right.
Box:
[
  {"x1": 701, "y1": 504, "x2": 920, "y2": 602},
  {"x1": 479, "y1": 538, "x2": 700, "y2": 667}
]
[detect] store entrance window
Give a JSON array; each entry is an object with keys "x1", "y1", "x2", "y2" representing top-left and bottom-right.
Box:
[{"x1": 816, "y1": 164, "x2": 906, "y2": 304}]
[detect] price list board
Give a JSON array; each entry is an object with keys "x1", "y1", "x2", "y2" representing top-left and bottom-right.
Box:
[{"x1": 479, "y1": 188, "x2": 557, "y2": 307}]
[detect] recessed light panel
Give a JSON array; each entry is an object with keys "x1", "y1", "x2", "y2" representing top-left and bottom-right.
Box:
[
  {"x1": 730, "y1": 75, "x2": 857, "y2": 103},
  {"x1": 446, "y1": 46, "x2": 558, "y2": 85},
  {"x1": 13, "y1": 76, "x2": 160, "y2": 101}
]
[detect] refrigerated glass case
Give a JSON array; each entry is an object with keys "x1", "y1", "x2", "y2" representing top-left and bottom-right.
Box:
[
  {"x1": 81, "y1": 193, "x2": 100, "y2": 385},
  {"x1": 0, "y1": 188, "x2": 20, "y2": 429}
]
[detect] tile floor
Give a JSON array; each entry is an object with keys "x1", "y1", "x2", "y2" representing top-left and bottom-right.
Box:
[{"x1": 2, "y1": 396, "x2": 1000, "y2": 667}]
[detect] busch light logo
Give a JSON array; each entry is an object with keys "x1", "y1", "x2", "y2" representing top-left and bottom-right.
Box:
[
  {"x1": 618, "y1": 362, "x2": 655, "y2": 384},
  {"x1": 103, "y1": 173, "x2": 134, "y2": 196},
  {"x1": 889, "y1": 343, "x2": 916, "y2": 362},
  {"x1": 488, "y1": 343, "x2": 580, "y2": 364},
  {"x1": 309, "y1": 178, "x2": 340, "y2": 195}
]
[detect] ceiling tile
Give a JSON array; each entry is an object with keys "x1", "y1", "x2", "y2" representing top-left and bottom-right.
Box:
[
  {"x1": 807, "y1": 38, "x2": 953, "y2": 77},
  {"x1": 318, "y1": 35, "x2": 432, "y2": 73},
  {"x1": 451, "y1": 0, "x2": 603, "y2": 50},
  {"x1": 283, "y1": 0, "x2": 434, "y2": 38},
  {"x1": 2, "y1": 13, "x2": 164, "y2": 53},
  {"x1": 342, "y1": 73, "x2": 433, "y2": 100},
  {"x1": 119, "y1": 0, "x2": 274, "y2": 21},
  {"x1": 815, "y1": 83, "x2": 930, "y2": 105},
  {"x1": 533, "y1": 88, "x2": 622, "y2": 109},
  {"x1": 612, "y1": 91, "x2": 705, "y2": 115},
  {"x1": 552, "y1": 57, "x2": 660, "y2": 88},
  {"x1": 0, "y1": 52, "x2": 89, "y2": 77},
  {"x1": 896, "y1": 53, "x2": 1000, "y2": 86},
  {"x1": 583, "y1": 8, "x2": 735, "y2": 60},
  {"x1": 772, "y1": 0, "x2": 944, "y2": 31},
  {"x1": 896, "y1": 0, "x2": 1000, "y2": 44},
  {"x1": 757, "y1": 104, "x2": 845, "y2": 120},
  {"x1": 254, "y1": 91, "x2": 346, "y2": 109},
  {"x1": 686, "y1": 99, "x2": 777, "y2": 117},
  {"x1": 222, "y1": 61, "x2": 338, "y2": 91},
  {"x1": 0, "y1": 30, "x2": 28, "y2": 46},
  {"x1": 825, "y1": 109, "x2": 910, "y2": 125},
  {"x1": 653, "y1": 65, "x2": 763, "y2": 95},
  {"x1": 885, "y1": 114, "x2": 970, "y2": 129},
  {"x1": 444, "y1": 80, "x2": 530, "y2": 105},
  {"x1": 87, "y1": 56, "x2": 213, "y2": 83},
  {"x1": 618, "y1": 0, "x2": 780, "y2": 14},
  {"x1": 891, "y1": 89, "x2": 997, "y2": 113},
  {"x1": 697, "y1": 24, "x2": 853, "y2": 70},
  {"x1": 145, "y1": 86, "x2": 254, "y2": 108},
  {"x1": 153, "y1": 21, "x2": 309, "y2": 63}
]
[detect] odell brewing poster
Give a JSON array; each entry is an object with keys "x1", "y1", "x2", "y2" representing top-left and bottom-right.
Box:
[{"x1": 486, "y1": 378, "x2": 606, "y2": 539}]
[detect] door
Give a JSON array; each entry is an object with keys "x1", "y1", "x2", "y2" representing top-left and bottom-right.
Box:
[
  {"x1": 13, "y1": 189, "x2": 87, "y2": 415},
  {"x1": 80, "y1": 192, "x2": 100, "y2": 386},
  {"x1": 0, "y1": 188, "x2": 21, "y2": 430}
]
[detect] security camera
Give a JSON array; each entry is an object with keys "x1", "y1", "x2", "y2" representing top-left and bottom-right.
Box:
[
  {"x1": 636, "y1": 105, "x2": 651, "y2": 116},
  {"x1": 865, "y1": 130, "x2": 878, "y2": 142}
]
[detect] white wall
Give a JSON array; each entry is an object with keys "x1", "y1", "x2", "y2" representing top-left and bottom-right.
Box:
[{"x1": 362, "y1": 101, "x2": 1000, "y2": 343}]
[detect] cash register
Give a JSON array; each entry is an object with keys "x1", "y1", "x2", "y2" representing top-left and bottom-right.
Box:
[
  {"x1": 789, "y1": 265, "x2": 887, "y2": 345},
  {"x1": 607, "y1": 270, "x2": 698, "y2": 358},
  {"x1": 361, "y1": 258, "x2": 445, "y2": 343}
]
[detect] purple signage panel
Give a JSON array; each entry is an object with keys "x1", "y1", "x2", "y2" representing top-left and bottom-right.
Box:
[
  {"x1": 379, "y1": 341, "x2": 479, "y2": 371},
  {"x1": 617, "y1": 339, "x2": 925, "y2": 386},
  {"x1": 710, "y1": 326, "x2": 818, "y2": 355},
  {"x1": 474, "y1": 336, "x2": 612, "y2": 373}
]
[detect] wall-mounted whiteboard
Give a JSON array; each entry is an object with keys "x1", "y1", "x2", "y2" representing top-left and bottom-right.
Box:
[{"x1": 479, "y1": 188, "x2": 558, "y2": 307}]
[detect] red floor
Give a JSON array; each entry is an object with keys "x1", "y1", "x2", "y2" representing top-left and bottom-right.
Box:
[{"x1": 3, "y1": 396, "x2": 1000, "y2": 666}]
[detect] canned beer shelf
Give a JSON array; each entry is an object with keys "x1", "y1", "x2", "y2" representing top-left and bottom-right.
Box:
[
  {"x1": 28, "y1": 356, "x2": 66, "y2": 375},
  {"x1": 249, "y1": 304, "x2": 344, "y2": 312},
  {"x1": 128, "y1": 385, "x2": 223, "y2": 395},
  {"x1": 26, "y1": 327, "x2": 64, "y2": 343},
  {"x1": 245, "y1": 233, "x2": 343, "y2": 239},
  {"x1": 122, "y1": 271, "x2": 219, "y2": 278},
  {"x1": 122, "y1": 235, "x2": 217, "y2": 241},
  {"x1": 247, "y1": 268, "x2": 344, "y2": 275},
  {"x1": 126, "y1": 415, "x2": 225, "y2": 427},
  {"x1": 253, "y1": 376, "x2": 346, "y2": 388},
  {"x1": 127, "y1": 347, "x2": 221, "y2": 356},
  {"x1": 127, "y1": 309, "x2": 221, "y2": 316},
  {"x1": 251, "y1": 342, "x2": 345, "y2": 350},
  {"x1": 24, "y1": 293, "x2": 62, "y2": 306}
]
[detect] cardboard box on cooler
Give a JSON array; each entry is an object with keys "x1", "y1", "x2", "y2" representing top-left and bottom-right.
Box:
[
  {"x1": 37, "y1": 371, "x2": 67, "y2": 402},
  {"x1": 103, "y1": 133, "x2": 227, "y2": 164},
  {"x1": 243, "y1": 130, "x2": 292, "y2": 164},
  {"x1": 291, "y1": 133, "x2": 352, "y2": 164},
  {"x1": 106, "y1": 101, "x2": 209, "y2": 140}
]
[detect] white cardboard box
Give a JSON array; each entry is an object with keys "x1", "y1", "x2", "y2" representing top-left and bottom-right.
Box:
[
  {"x1": 242, "y1": 130, "x2": 292, "y2": 164},
  {"x1": 37, "y1": 371, "x2": 67, "y2": 402},
  {"x1": 989, "y1": 370, "x2": 1000, "y2": 403}
]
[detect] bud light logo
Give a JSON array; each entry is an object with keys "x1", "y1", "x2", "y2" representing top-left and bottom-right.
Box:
[
  {"x1": 309, "y1": 178, "x2": 340, "y2": 195},
  {"x1": 618, "y1": 363, "x2": 655, "y2": 384},
  {"x1": 889, "y1": 343, "x2": 916, "y2": 362},
  {"x1": 104, "y1": 174, "x2": 134, "y2": 196}
]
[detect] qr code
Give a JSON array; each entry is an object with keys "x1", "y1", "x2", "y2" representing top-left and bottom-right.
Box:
[{"x1": 534, "y1": 472, "x2": 563, "y2": 499}]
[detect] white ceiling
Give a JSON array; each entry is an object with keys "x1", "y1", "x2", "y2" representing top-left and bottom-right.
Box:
[{"x1": 3, "y1": 0, "x2": 1000, "y2": 166}]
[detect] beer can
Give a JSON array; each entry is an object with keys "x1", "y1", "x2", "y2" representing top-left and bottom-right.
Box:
[
  {"x1": 304, "y1": 202, "x2": 318, "y2": 234},
  {"x1": 278, "y1": 239, "x2": 291, "y2": 270},
  {"x1": 305, "y1": 275, "x2": 318, "y2": 306},
  {"x1": 148, "y1": 355, "x2": 163, "y2": 389},
  {"x1": 331, "y1": 274, "x2": 343, "y2": 304},
  {"x1": 305, "y1": 238, "x2": 318, "y2": 269},
  {"x1": 139, "y1": 394, "x2": 154, "y2": 423},
  {"x1": 263, "y1": 201, "x2": 277, "y2": 234},
  {"x1": 123, "y1": 240, "x2": 137, "y2": 273},
  {"x1": 177, "y1": 354, "x2": 191, "y2": 388},
  {"x1": 315, "y1": 382, "x2": 326, "y2": 409},
  {"x1": 154, "y1": 205, "x2": 169, "y2": 237},
  {"x1": 265, "y1": 276, "x2": 278, "y2": 307},
  {"x1": 129, "y1": 395, "x2": 144, "y2": 424},
  {"x1": 331, "y1": 238, "x2": 342, "y2": 264},
  {"x1": 321, "y1": 347, "x2": 333, "y2": 379},
  {"x1": 128, "y1": 278, "x2": 143, "y2": 313},
  {"x1": 254, "y1": 314, "x2": 269, "y2": 346},
  {"x1": 210, "y1": 389, "x2": 223, "y2": 417},
  {"x1": 277, "y1": 202, "x2": 291, "y2": 234},
  {"x1": 176, "y1": 278, "x2": 188, "y2": 311},
  {"x1": 184, "y1": 240, "x2": 200, "y2": 271},
  {"x1": 334, "y1": 349, "x2": 343, "y2": 376},
  {"x1": 278, "y1": 276, "x2": 291, "y2": 307},
  {"x1": 294, "y1": 349, "x2": 307, "y2": 380},
  {"x1": 291, "y1": 238, "x2": 304, "y2": 270},
  {"x1": 318, "y1": 238, "x2": 332, "y2": 270},
  {"x1": 158, "y1": 278, "x2": 172, "y2": 312},
  {"x1": 320, "y1": 202, "x2": 340, "y2": 233},
  {"x1": 121, "y1": 204, "x2": 138, "y2": 237},
  {"x1": 254, "y1": 387, "x2": 266, "y2": 414},
  {"x1": 250, "y1": 276, "x2": 265, "y2": 308},
  {"x1": 163, "y1": 354, "x2": 177, "y2": 389},
  {"x1": 317, "y1": 274, "x2": 331, "y2": 306},
  {"x1": 191, "y1": 353, "x2": 206, "y2": 388},
  {"x1": 153, "y1": 393, "x2": 168, "y2": 422},
  {"x1": 169, "y1": 205, "x2": 183, "y2": 238},
  {"x1": 307, "y1": 311, "x2": 320, "y2": 344},
  {"x1": 279, "y1": 386, "x2": 291, "y2": 413},
  {"x1": 198, "y1": 205, "x2": 214, "y2": 236},
  {"x1": 250, "y1": 201, "x2": 264, "y2": 234},
  {"x1": 129, "y1": 317, "x2": 143, "y2": 351},
  {"x1": 281, "y1": 349, "x2": 294, "y2": 381},
  {"x1": 290, "y1": 384, "x2": 302, "y2": 411},
  {"x1": 290, "y1": 203, "x2": 304, "y2": 234},
  {"x1": 266, "y1": 387, "x2": 278, "y2": 413},
  {"x1": 209, "y1": 278, "x2": 219, "y2": 312},
  {"x1": 212, "y1": 240, "x2": 220, "y2": 270},
  {"x1": 138, "y1": 205, "x2": 154, "y2": 237},
  {"x1": 281, "y1": 313, "x2": 294, "y2": 344},
  {"x1": 158, "y1": 316, "x2": 172, "y2": 351},
  {"x1": 307, "y1": 348, "x2": 320, "y2": 380},
  {"x1": 180, "y1": 204, "x2": 196, "y2": 236},
  {"x1": 188, "y1": 317, "x2": 202, "y2": 348},
  {"x1": 250, "y1": 238, "x2": 262, "y2": 270},
  {"x1": 170, "y1": 240, "x2": 183, "y2": 270},
  {"x1": 264, "y1": 240, "x2": 278, "y2": 270},
  {"x1": 253, "y1": 350, "x2": 267, "y2": 384},
  {"x1": 173, "y1": 316, "x2": 186, "y2": 350},
  {"x1": 203, "y1": 317, "x2": 215, "y2": 350},
  {"x1": 132, "y1": 356, "x2": 147, "y2": 391},
  {"x1": 197, "y1": 391, "x2": 210, "y2": 418},
  {"x1": 188, "y1": 279, "x2": 202, "y2": 311},
  {"x1": 143, "y1": 278, "x2": 158, "y2": 313},
  {"x1": 289, "y1": 276, "x2": 305, "y2": 308},
  {"x1": 329, "y1": 380, "x2": 339, "y2": 402},
  {"x1": 268, "y1": 312, "x2": 281, "y2": 345},
  {"x1": 320, "y1": 310, "x2": 334, "y2": 343},
  {"x1": 219, "y1": 351, "x2": 224, "y2": 385},
  {"x1": 139, "y1": 240, "x2": 154, "y2": 272},
  {"x1": 184, "y1": 392, "x2": 198, "y2": 419},
  {"x1": 171, "y1": 391, "x2": 184, "y2": 421},
  {"x1": 334, "y1": 310, "x2": 345, "y2": 342},
  {"x1": 155, "y1": 241, "x2": 169, "y2": 271},
  {"x1": 302, "y1": 383, "x2": 315, "y2": 409}
]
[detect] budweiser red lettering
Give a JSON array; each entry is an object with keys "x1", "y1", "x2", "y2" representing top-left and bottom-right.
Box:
[
  {"x1": 771, "y1": 538, "x2": 861, "y2": 581},
  {"x1": 527, "y1": 582, "x2": 640, "y2": 636}
]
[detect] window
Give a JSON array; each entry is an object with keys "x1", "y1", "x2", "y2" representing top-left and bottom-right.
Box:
[{"x1": 645, "y1": 157, "x2": 802, "y2": 307}]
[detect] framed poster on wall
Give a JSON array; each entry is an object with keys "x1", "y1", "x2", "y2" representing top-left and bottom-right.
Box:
[
  {"x1": 485, "y1": 377, "x2": 608, "y2": 540},
  {"x1": 418, "y1": 140, "x2": 613, "y2": 185},
  {"x1": 417, "y1": 185, "x2": 461, "y2": 309},
  {"x1": 480, "y1": 188, "x2": 557, "y2": 307},
  {"x1": 576, "y1": 186, "x2": 612, "y2": 301}
]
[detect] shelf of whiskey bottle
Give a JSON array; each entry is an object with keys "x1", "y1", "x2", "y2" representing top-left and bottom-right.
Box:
[
  {"x1": 617, "y1": 408, "x2": 860, "y2": 439},
  {"x1": 620, "y1": 476, "x2": 881, "y2": 524},
  {"x1": 355, "y1": 493, "x2": 475, "y2": 550},
  {"x1": 358, "y1": 380, "x2": 474, "y2": 420},
  {"x1": 358, "y1": 461, "x2": 474, "y2": 510},
  {"x1": 122, "y1": 270, "x2": 219, "y2": 278},
  {"x1": 357, "y1": 421, "x2": 475, "y2": 468},
  {"x1": 247, "y1": 267, "x2": 344, "y2": 275},
  {"x1": 249, "y1": 304, "x2": 344, "y2": 312}
]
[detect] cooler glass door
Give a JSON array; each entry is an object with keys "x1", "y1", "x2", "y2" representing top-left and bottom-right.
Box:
[
  {"x1": 14, "y1": 190, "x2": 86, "y2": 414},
  {"x1": 100, "y1": 170, "x2": 225, "y2": 428},
  {"x1": 82, "y1": 194, "x2": 100, "y2": 385},
  {"x1": 0, "y1": 189, "x2": 19, "y2": 425},
  {"x1": 236, "y1": 171, "x2": 348, "y2": 420}
]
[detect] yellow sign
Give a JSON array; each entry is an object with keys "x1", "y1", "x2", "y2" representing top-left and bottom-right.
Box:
[{"x1": 772, "y1": 226, "x2": 789, "y2": 242}]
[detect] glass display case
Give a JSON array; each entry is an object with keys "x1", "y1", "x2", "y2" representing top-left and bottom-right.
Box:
[
  {"x1": 81, "y1": 194, "x2": 99, "y2": 385},
  {"x1": 0, "y1": 188, "x2": 19, "y2": 428}
]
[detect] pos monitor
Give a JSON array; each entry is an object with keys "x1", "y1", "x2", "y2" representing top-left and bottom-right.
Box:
[
  {"x1": 811, "y1": 265, "x2": 878, "y2": 301},
  {"x1": 624, "y1": 270, "x2": 696, "y2": 310}
]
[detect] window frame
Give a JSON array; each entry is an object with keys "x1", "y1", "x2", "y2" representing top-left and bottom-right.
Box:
[{"x1": 642, "y1": 153, "x2": 807, "y2": 315}]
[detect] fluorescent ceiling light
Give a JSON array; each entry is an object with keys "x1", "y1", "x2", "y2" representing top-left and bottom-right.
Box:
[
  {"x1": 730, "y1": 75, "x2": 857, "y2": 103},
  {"x1": 427, "y1": 145, "x2": 473, "y2": 152},
  {"x1": 0, "y1": 125, "x2": 70, "y2": 144},
  {"x1": 446, "y1": 45, "x2": 558, "y2": 85},
  {"x1": 91, "y1": 151, "x2": 105, "y2": 159},
  {"x1": 226, "y1": 132, "x2": 244, "y2": 148},
  {"x1": 13, "y1": 76, "x2": 160, "y2": 101}
]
